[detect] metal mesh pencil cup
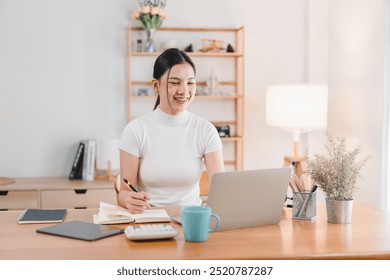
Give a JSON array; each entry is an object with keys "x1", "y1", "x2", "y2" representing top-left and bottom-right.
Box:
[{"x1": 293, "y1": 191, "x2": 317, "y2": 220}]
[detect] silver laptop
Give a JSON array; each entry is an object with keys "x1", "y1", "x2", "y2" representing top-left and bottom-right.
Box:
[{"x1": 207, "y1": 167, "x2": 291, "y2": 231}]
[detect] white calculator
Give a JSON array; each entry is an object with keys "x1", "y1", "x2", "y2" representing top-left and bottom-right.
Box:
[{"x1": 124, "y1": 224, "x2": 178, "y2": 240}]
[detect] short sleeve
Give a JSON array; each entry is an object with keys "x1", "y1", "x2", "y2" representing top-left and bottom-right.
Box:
[
  {"x1": 119, "y1": 120, "x2": 142, "y2": 157},
  {"x1": 203, "y1": 121, "x2": 223, "y2": 155}
]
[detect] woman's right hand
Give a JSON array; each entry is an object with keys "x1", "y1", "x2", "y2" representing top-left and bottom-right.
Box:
[{"x1": 124, "y1": 190, "x2": 151, "y2": 214}]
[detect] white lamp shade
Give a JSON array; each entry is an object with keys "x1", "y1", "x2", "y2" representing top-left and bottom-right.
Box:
[
  {"x1": 96, "y1": 138, "x2": 120, "y2": 171},
  {"x1": 266, "y1": 84, "x2": 328, "y2": 132}
]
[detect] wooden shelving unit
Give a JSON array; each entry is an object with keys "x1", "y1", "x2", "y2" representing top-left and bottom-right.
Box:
[{"x1": 127, "y1": 26, "x2": 245, "y2": 174}]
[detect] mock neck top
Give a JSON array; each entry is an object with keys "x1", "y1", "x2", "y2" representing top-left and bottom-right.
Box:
[{"x1": 151, "y1": 107, "x2": 190, "y2": 126}]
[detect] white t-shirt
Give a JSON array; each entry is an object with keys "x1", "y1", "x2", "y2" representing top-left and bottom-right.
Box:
[{"x1": 120, "y1": 107, "x2": 222, "y2": 207}]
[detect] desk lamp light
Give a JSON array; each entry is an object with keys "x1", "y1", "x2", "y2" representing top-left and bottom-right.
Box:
[
  {"x1": 266, "y1": 84, "x2": 328, "y2": 177},
  {"x1": 95, "y1": 138, "x2": 120, "y2": 180}
]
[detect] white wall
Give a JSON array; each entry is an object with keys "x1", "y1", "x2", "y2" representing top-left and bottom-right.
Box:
[
  {"x1": 0, "y1": 0, "x2": 387, "y2": 208},
  {"x1": 0, "y1": 0, "x2": 307, "y2": 177},
  {"x1": 0, "y1": 0, "x2": 130, "y2": 176},
  {"x1": 328, "y1": 0, "x2": 387, "y2": 208}
]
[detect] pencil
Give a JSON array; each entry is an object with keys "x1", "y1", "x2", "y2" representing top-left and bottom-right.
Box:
[
  {"x1": 123, "y1": 178, "x2": 151, "y2": 208},
  {"x1": 289, "y1": 179, "x2": 299, "y2": 193}
]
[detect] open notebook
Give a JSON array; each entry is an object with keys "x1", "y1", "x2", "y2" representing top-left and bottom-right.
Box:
[{"x1": 93, "y1": 202, "x2": 170, "y2": 224}]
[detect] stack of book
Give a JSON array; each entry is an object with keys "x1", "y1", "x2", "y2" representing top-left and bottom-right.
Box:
[{"x1": 68, "y1": 139, "x2": 96, "y2": 181}]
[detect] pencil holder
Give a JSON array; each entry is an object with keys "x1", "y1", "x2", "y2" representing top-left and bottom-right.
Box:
[{"x1": 293, "y1": 191, "x2": 316, "y2": 220}]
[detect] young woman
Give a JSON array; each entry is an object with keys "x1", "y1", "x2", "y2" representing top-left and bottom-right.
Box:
[{"x1": 118, "y1": 48, "x2": 224, "y2": 213}]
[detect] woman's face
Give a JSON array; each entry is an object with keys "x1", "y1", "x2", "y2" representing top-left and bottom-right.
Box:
[{"x1": 155, "y1": 62, "x2": 196, "y2": 115}]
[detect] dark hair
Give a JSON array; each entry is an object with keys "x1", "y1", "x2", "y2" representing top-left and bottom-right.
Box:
[{"x1": 152, "y1": 48, "x2": 196, "y2": 110}]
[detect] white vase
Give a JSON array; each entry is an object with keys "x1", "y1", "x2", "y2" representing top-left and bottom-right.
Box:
[
  {"x1": 325, "y1": 198, "x2": 353, "y2": 224},
  {"x1": 144, "y1": 29, "x2": 156, "y2": 52}
]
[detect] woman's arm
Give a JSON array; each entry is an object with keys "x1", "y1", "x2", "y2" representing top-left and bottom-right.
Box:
[
  {"x1": 204, "y1": 150, "x2": 225, "y2": 181},
  {"x1": 118, "y1": 149, "x2": 150, "y2": 213}
]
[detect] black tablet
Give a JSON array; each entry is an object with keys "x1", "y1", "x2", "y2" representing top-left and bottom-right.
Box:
[{"x1": 36, "y1": 220, "x2": 124, "y2": 241}]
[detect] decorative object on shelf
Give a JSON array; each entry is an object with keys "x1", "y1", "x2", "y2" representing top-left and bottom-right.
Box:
[
  {"x1": 184, "y1": 44, "x2": 193, "y2": 52},
  {"x1": 136, "y1": 39, "x2": 143, "y2": 52},
  {"x1": 200, "y1": 39, "x2": 225, "y2": 53},
  {"x1": 227, "y1": 43, "x2": 235, "y2": 52},
  {"x1": 137, "y1": 88, "x2": 149, "y2": 96},
  {"x1": 144, "y1": 28, "x2": 156, "y2": 52},
  {"x1": 204, "y1": 67, "x2": 223, "y2": 95},
  {"x1": 215, "y1": 125, "x2": 230, "y2": 138},
  {"x1": 132, "y1": 0, "x2": 168, "y2": 52},
  {"x1": 307, "y1": 132, "x2": 370, "y2": 224}
]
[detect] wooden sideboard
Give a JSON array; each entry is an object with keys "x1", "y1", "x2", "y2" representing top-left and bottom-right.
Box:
[{"x1": 0, "y1": 178, "x2": 116, "y2": 210}]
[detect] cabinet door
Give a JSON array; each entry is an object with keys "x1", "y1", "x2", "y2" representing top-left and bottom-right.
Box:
[
  {"x1": 0, "y1": 190, "x2": 39, "y2": 210},
  {"x1": 41, "y1": 189, "x2": 116, "y2": 209}
]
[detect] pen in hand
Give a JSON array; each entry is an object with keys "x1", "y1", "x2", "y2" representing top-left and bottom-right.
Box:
[
  {"x1": 123, "y1": 178, "x2": 151, "y2": 208},
  {"x1": 123, "y1": 178, "x2": 138, "y2": 192}
]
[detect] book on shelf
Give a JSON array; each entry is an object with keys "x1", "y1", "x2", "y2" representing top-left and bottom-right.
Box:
[
  {"x1": 93, "y1": 202, "x2": 171, "y2": 225},
  {"x1": 17, "y1": 209, "x2": 67, "y2": 224},
  {"x1": 82, "y1": 139, "x2": 96, "y2": 181},
  {"x1": 69, "y1": 141, "x2": 85, "y2": 180}
]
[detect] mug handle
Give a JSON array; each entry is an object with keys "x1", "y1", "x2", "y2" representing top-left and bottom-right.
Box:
[{"x1": 209, "y1": 213, "x2": 220, "y2": 232}]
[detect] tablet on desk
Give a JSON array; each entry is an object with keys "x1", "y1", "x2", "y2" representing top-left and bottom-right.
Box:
[{"x1": 36, "y1": 220, "x2": 124, "y2": 241}]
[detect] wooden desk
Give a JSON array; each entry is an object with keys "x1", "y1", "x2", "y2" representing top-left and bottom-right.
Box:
[{"x1": 1, "y1": 203, "x2": 390, "y2": 260}]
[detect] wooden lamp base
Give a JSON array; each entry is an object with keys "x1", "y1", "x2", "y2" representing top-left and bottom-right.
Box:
[
  {"x1": 283, "y1": 139, "x2": 307, "y2": 178},
  {"x1": 95, "y1": 160, "x2": 116, "y2": 181},
  {"x1": 283, "y1": 154, "x2": 306, "y2": 178}
]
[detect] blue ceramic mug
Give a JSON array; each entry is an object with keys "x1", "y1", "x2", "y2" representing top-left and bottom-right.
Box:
[{"x1": 181, "y1": 206, "x2": 220, "y2": 242}]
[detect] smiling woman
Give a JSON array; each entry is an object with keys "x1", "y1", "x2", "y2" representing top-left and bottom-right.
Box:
[
  {"x1": 151, "y1": 48, "x2": 197, "y2": 114},
  {"x1": 118, "y1": 48, "x2": 225, "y2": 214},
  {"x1": 153, "y1": 62, "x2": 196, "y2": 114}
]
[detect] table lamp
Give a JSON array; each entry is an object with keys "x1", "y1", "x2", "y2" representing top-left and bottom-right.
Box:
[
  {"x1": 0, "y1": 90, "x2": 15, "y2": 186},
  {"x1": 95, "y1": 138, "x2": 120, "y2": 180},
  {"x1": 266, "y1": 83, "x2": 328, "y2": 177}
]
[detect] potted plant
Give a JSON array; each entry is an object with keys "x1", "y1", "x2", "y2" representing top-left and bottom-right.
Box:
[{"x1": 307, "y1": 132, "x2": 369, "y2": 224}]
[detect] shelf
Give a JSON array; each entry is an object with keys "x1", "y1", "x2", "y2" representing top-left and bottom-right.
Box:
[
  {"x1": 130, "y1": 26, "x2": 244, "y2": 33},
  {"x1": 131, "y1": 81, "x2": 237, "y2": 86},
  {"x1": 131, "y1": 95, "x2": 242, "y2": 100},
  {"x1": 221, "y1": 137, "x2": 242, "y2": 142},
  {"x1": 127, "y1": 26, "x2": 244, "y2": 171},
  {"x1": 131, "y1": 52, "x2": 243, "y2": 57},
  {"x1": 212, "y1": 121, "x2": 236, "y2": 126}
]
